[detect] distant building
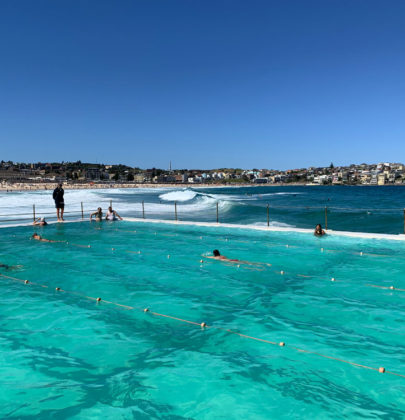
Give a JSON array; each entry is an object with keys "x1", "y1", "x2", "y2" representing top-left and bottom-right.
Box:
[
  {"x1": 377, "y1": 174, "x2": 386, "y2": 185},
  {"x1": 134, "y1": 174, "x2": 145, "y2": 183},
  {"x1": 85, "y1": 168, "x2": 101, "y2": 180}
]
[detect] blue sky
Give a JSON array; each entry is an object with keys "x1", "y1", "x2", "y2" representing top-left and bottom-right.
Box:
[{"x1": 1, "y1": 1, "x2": 404, "y2": 169}]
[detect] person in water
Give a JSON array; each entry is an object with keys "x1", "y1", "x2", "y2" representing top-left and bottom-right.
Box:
[
  {"x1": 31, "y1": 233, "x2": 64, "y2": 243},
  {"x1": 33, "y1": 217, "x2": 48, "y2": 226},
  {"x1": 0, "y1": 262, "x2": 23, "y2": 270},
  {"x1": 90, "y1": 207, "x2": 103, "y2": 222},
  {"x1": 105, "y1": 206, "x2": 123, "y2": 221},
  {"x1": 314, "y1": 224, "x2": 326, "y2": 236},
  {"x1": 206, "y1": 250, "x2": 271, "y2": 267},
  {"x1": 53, "y1": 183, "x2": 65, "y2": 222},
  {"x1": 208, "y1": 249, "x2": 239, "y2": 262}
]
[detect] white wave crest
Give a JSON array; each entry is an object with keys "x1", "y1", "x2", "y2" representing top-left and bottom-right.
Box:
[
  {"x1": 249, "y1": 221, "x2": 295, "y2": 228},
  {"x1": 159, "y1": 189, "x2": 197, "y2": 202}
]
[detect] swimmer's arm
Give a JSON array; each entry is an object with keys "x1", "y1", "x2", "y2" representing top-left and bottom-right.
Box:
[{"x1": 115, "y1": 211, "x2": 123, "y2": 220}]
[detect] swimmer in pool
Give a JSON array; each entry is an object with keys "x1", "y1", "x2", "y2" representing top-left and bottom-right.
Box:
[
  {"x1": 0, "y1": 262, "x2": 23, "y2": 270},
  {"x1": 314, "y1": 224, "x2": 326, "y2": 237},
  {"x1": 33, "y1": 217, "x2": 48, "y2": 226},
  {"x1": 208, "y1": 249, "x2": 239, "y2": 262},
  {"x1": 31, "y1": 233, "x2": 65, "y2": 243},
  {"x1": 105, "y1": 207, "x2": 123, "y2": 221},
  {"x1": 90, "y1": 207, "x2": 103, "y2": 222},
  {"x1": 205, "y1": 250, "x2": 271, "y2": 267}
]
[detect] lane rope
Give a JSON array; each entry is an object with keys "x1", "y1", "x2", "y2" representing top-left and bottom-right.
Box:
[{"x1": 0, "y1": 272, "x2": 403, "y2": 379}]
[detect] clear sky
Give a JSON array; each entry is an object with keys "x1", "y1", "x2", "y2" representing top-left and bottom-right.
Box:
[{"x1": 1, "y1": 1, "x2": 404, "y2": 169}]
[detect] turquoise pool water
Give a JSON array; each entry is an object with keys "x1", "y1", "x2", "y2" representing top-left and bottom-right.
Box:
[{"x1": 0, "y1": 221, "x2": 405, "y2": 418}]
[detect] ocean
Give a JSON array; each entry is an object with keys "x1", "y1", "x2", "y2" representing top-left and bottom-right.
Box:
[{"x1": 1, "y1": 185, "x2": 405, "y2": 234}]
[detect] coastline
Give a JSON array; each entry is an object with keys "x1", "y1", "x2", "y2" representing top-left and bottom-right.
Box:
[
  {"x1": 0, "y1": 182, "x2": 226, "y2": 192},
  {"x1": 2, "y1": 182, "x2": 405, "y2": 192},
  {"x1": 0, "y1": 182, "x2": 283, "y2": 191}
]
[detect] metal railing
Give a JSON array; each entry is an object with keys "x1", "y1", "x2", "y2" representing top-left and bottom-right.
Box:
[{"x1": 0, "y1": 200, "x2": 405, "y2": 235}]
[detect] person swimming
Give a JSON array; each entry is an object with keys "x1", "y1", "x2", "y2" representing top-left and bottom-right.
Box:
[
  {"x1": 90, "y1": 207, "x2": 103, "y2": 222},
  {"x1": 205, "y1": 250, "x2": 271, "y2": 267},
  {"x1": 105, "y1": 206, "x2": 123, "y2": 221},
  {"x1": 314, "y1": 224, "x2": 326, "y2": 236},
  {"x1": 0, "y1": 262, "x2": 23, "y2": 270},
  {"x1": 33, "y1": 217, "x2": 48, "y2": 226},
  {"x1": 209, "y1": 249, "x2": 239, "y2": 262},
  {"x1": 31, "y1": 233, "x2": 65, "y2": 243}
]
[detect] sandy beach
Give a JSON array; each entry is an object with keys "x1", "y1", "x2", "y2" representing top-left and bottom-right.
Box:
[{"x1": 0, "y1": 182, "x2": 257, "y2": 192}]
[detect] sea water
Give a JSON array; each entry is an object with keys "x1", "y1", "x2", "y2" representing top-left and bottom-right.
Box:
[
  {"x1": 1, "y1": 185, "x2": 405, "y2": 234},
  {"x1": 0, "y1": 221, "x2": 404, "y2": 418}
]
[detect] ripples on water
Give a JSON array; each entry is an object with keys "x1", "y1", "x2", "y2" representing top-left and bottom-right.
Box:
[{"x1": 0, "y1": 221, "x2": 405, "y2": 418}]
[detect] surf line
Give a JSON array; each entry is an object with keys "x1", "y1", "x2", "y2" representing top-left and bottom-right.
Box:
[{"x1": 1, "y1": 273, "x2": 404, "y2": 380}]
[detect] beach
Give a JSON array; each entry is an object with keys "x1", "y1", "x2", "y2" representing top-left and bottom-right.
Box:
[{"x1": 0, "y1": 182, "x2": 253, "y2": 192}]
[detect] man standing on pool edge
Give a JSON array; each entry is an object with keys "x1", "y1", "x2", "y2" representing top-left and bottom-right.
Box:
[{"x1": 53, "y1": 183, "x2": 65, "y2": 222}]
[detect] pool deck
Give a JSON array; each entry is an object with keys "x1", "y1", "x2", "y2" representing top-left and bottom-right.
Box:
[{"x1": 2, "y1": 216, "x2": 405, "y2": 241}]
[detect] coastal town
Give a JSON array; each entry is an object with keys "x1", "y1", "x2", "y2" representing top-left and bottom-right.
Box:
[{"x1": 1, "y1": 160, "x2": 405, "y2": 187}]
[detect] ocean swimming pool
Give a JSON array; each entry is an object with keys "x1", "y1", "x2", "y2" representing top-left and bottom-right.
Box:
[{"x1": 0, "y1": 221, "x2": 405, "y2": 418}]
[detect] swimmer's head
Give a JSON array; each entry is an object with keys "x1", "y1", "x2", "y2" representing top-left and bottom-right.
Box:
[
  {"x1": 108, "y1": 206, "x2": 113, "y2": 211},
  {"x1": 213, "y1": 249, "x2": 220, "y2": 257},
  {"x1": 32, "y1": 233, "x2": 41, "y2": 239},
  {"x1": 97, "y1": 207, "x2": 102, "y2": 212}
]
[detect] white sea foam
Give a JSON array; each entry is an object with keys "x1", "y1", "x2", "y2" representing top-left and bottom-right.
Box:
[
  {"x1": 0, "y1": 187, "x2": 234, "y2": 220},
  {"x1": 250, "y1": 221, "x2": 295, "y2": 228},
  {"x1": 259, "y1": 192, "x2": 305, "y2": 197},
  {"x1": 159, "y1": 189, "x2": 197, "y2": 202}
]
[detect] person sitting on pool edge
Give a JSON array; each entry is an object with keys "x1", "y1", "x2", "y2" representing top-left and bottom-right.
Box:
[
  {"x1": 90, "y1": 207, "x2": 103, "y2": 222},
  {"x1": 314, "y1": 224, "x2": 326, "y2": 236},
  {"x1": 33, "y1": 217, "x2": 48, "y2": 226},
  {"x1": 105, "y1": 206, "x2": 123, "y2": 221},
  {"x1": 31, "y1": 233, "x2": 65, "y2": 243}
]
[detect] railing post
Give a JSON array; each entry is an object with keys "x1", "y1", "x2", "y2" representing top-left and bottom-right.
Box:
[
  {"x1": 110, "y1": 199, "x2": 112, "y2": 208},
  {"x1": 174, "y1": 201, "x2": 178, "y2": 221},
  {"x1": 216, "y1": 202, "x2": 219, "y2": 223},
  {"x1": 267, "y1": 204, "x2": 270, "y2": 227},
  {"x1": 325, "y1": 206, "x2": 328, "y2": 230},
  {"x1": 33, "y1": 204, "x2": 36, "y2": 222},
  {"x1": 142, "y1": 201, "x2": 145, "y2": 219},
  {"x1": 81, "y1": 202, "x2": 84, "y2": 220}
]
